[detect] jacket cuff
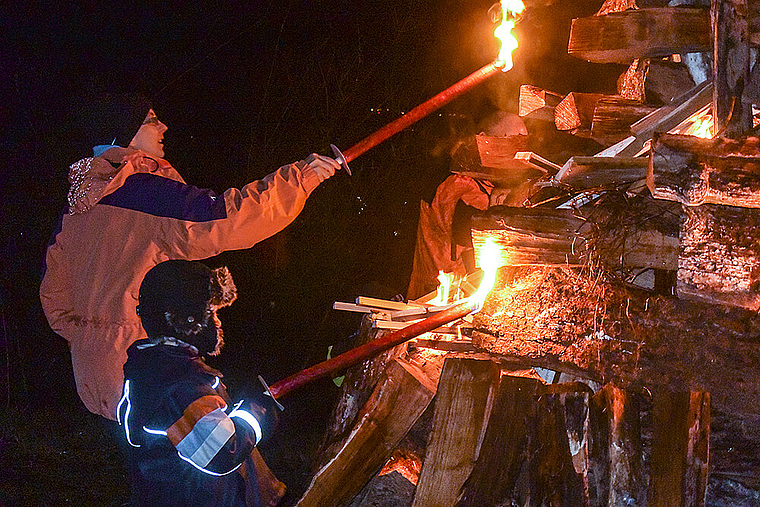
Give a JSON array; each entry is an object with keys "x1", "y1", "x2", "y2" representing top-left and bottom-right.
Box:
[{"x1": 298, "y1": 161, "x2": 323, "y2": 195}]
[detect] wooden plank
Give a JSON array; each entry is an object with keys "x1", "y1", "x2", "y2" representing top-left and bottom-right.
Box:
[
  {"x1": 649, "y1": 133, "x2": 760, "y2": 208},
  {"x1": 411, "y1": 358, "x2": 501, "y2": 507},
  {"x1": 591, "y1": 97, "x2": 657, "y2": 144},
  {"x1": 713, "y1": 0, "x2": 753, "y2": 137},
  {"x1": 648, "y1": 390, "x2": 710, "y2": 507},
  {"x1": 519, "y1": 84, "x2": 563, "y2": 121},
  {"x1": 333, "y1": 302, "x2": 374, "y2": 314},
  {"x1": 355, "y1": 296, "x2": 410, "y2": 311},
  {"x1": 555, "y1": 156, "x2": 649, "y2": 189},
  {"x1": 297, "y1": 359, "x2": 436, "y2": 507},
  {"x1": 471, "y1": 265, "x2": 760, "y2": 416},
  {"x1": 568, "y1": 8, "x2": 711, "y2": 63}
]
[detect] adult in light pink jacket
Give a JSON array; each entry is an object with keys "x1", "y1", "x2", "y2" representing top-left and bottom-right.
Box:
[{"x1": 41, "y1": 94, "x2": 341, "y2": 421}]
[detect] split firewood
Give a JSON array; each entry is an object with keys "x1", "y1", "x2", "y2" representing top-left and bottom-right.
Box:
[
  {"x1": 591, "y1": 97, "x2": 657, "y2": 144},
  {"x1": 474, "y1": 134, "x2": 530, "y2": 169},
  {"x1": 518, "y1": 84, "x2": 563, "y2": 122},
  {"x1": 645, "y1": 59, "x2": 696, "y2": 105},
  {"x1": 412, "y1": 358, "x2": 501, "y2": 507},
  {"x1": 297, "y1": 359, "x2": 436, "y2": 507},
  {"x1": 568, "y1": 8, "x2": 711, "y2": 64},
  {"x1": 618, "y1": 58, "x2": 649, "y2": 102},
  {"x1": 555, "y1": 92, "x2": 605, "y2": 131}
]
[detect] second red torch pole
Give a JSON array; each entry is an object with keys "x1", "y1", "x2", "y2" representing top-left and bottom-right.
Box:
[{"x1": 267, "y1": 300, "x2": 474, "y2": 400}]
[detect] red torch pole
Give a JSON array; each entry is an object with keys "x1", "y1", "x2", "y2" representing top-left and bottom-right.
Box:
[
  {"x1": 267, "y1": 300, "x2": 474, "y2": 400},
  {"x1": 337, "y1": 60, "x2": 506, "y2": 165}
]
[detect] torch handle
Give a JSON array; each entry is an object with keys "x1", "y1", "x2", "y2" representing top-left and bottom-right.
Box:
[
  {"x1": 341, "y1": 60, "x2": 505, "y2": 164},
  {"x1": 268, "y1": 300, "x2": 474, "y2": 400}
]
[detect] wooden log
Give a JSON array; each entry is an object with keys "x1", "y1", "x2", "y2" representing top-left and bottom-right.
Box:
[
  {"x1": 470, "y1": 266, "x2": 760, "y2": 416},
  {"x1": 555, "y1": 92, "x2": 605, "y2": 131},
  {"x1": 713, "y1": 0, "x2": 753, "y2": 137},
  {"x1": 411, "y1": 358, "x2": 501, "y2": 507},
  {"x1": 646, "y1": 59, "x2": 697, "y2": 105},
  {"x1": 678, "y1": 203, "x2": 760, "y2": 310},
  {"x1": 591, "y1": 97, "x2": 657, "y2": 144},
  {"x1": 474, "y1": 134, "x2": 530, "y2": 169},
  {"x1": 297, "y1": 358, "x2": 436, "y2": 507},
  {"x1": 618, "y1": 58, "x2": 649, "y2": 102},
  {"x1": 519, "y1": 84, "x2": 563, "y2": 122},
  {"x1": 648, "y1": 390, "x2": 710, "y2": 507},
  {"x1": 470, "y1": 206, "x2": 680, "y2": 271},
  {"x1": 568, "y1": 8, "x2": 712, "y2": 64},
  {"x1": 590, "y1": 384, "x2": 646, "y2": 506},
  {"x1": 649, "y1": 133, "x2": 760, "y2": 208},
  {"x1": 555, "y1": 156, "x2": 649, "y2": 189},
  {"x1": 455, "y1": 376, "x2": 543, "y2": 506}
]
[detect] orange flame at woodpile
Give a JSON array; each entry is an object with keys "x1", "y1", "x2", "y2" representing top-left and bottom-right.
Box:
[
  {"x1": 431, "y1": 271, "x2": 455, "y2": 305},
  {"x1": 468, "y1": 237, "x2": 502, "y2": 312},
  {"x1": 494, "y1": 0, "x2": 525, "y2": 71}
]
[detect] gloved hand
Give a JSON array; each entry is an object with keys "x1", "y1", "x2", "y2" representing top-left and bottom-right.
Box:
[
  {"x1": 244, "y1": 390, "x2": 281, "y2": 443},
  {"x1": 303, "y1": 153, "x2": 341, "y2": 183}
]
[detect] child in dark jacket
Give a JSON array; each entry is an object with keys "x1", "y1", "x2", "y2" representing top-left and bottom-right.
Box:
[{"x1": 118, "y1": 260, "x2": 284, "y2": 507}]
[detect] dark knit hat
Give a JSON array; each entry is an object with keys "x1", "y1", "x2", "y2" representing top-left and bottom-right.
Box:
[
  {"x1": 77, "y1": 92, "x2": 152, "y2": 148},
  {"x1": 137, "y1": 260, "x2": 237, "y2": 345}
]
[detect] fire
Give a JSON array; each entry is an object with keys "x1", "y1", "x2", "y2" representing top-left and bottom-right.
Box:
[
  {"x1": 431, "y1": 271, "x2": 455, "y2": 305},
  {"x1": 468, "y1": 237, "x2": 502, "y2": 312},
  {"x1": 494, "y1": 0, "x2": 525, "y2": 71},
  {"x1": 684, "y1": 114, "x2": 714, "y2": 139}
]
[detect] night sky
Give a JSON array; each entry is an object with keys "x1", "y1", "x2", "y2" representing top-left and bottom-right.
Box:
[{"x1": 2, "y1": 0, "x2": 620, "y2": 407}]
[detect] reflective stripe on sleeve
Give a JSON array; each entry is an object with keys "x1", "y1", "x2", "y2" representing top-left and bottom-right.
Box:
[{"x1": 229, "y1": 407, "x2": 263, "y2": 445}]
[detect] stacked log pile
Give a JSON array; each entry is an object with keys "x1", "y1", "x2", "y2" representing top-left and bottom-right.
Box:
[{"x1": 298, "y1": 0, "x2": 760, "y2": 505}]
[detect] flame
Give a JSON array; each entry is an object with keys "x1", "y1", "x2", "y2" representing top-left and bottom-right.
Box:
[
  {"x1": 468, "y1": 237, "x2": 502, "y2": 312},
  {"x1": 684, "y1": 114, "x2": 713, "y2": 138},
  {"x1": 494, "y1": 0, "x2": 525, "y2": 71},
  {"x1": 431, "y1": 271, "x2": 455, "y2": 305}
]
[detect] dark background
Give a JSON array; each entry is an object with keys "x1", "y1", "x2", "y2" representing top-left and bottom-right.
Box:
[{"x1": 0, "y1": 0, "x2": 621, "y2": 503}]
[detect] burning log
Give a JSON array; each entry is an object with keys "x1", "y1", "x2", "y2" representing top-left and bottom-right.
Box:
[
  {"x1": 470, "y1": 266, "x2": 760, "y2": 416},
  {"x1": 649, "y1": 133, "x2": 760, "y2": 208},
  {"x1": 518, "y1": 84, "x2": 563, "y2": 122},
  {"x1": 297, "y1": 359, "x2": 436, "y2": 507},
  {"x1": 411, "y1": 358, "x2": 501, "y2": 507},
  {"x1": 568, "y1": 8, "x2": 711, "y2": 64}
]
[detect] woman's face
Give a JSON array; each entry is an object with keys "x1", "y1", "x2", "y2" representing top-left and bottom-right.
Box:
[{"x1": 129, "y1": 109, "x2": 168, "y2": 158}]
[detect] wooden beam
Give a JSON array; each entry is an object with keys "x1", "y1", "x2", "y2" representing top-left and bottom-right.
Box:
[
  {"x1": 648, "y1": 390, "x2": 710, "y2": 507},
  {"x1": 519, "y1": 84, "x2": 563, "y2": 122},
  {"x1": 297, "y1": 359, "x2": 436, "y2": 507},
  {"x1": 555, "y1": 156, "x2": 649, "y2": 189},
  {"x1": 591, "y1": 97, "x2": 658, "y2": 144},
  {"x1": 412, "y1": 358, "x2": 501, "y2": 507},
  {"x1": 471, "y1": 206, "x2": 680, "y2": 271},
  {"x1": 713, "y1": 0, "x2": 753, "y2": 137},
  {"x1": 470, "y1": 266, "x2": 760, "y2": 416},
  {"x1": 568, "y1": 8, "x2": 711, "y2": 64},
  {"x1": 474, "y1": 134, "x2": 530, "y2": 169},
  {"x1": 555, "y1": 92, "x2": 605, "y2": 131},
  {"x1": 649, "y1": 133, "x2": 760, "y2": 208}
]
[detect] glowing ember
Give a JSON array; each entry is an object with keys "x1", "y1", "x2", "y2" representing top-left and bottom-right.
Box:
[
  {"x1": 684, "y1": 114, "x2": 714, "y2": 138},
  {"x1": 468, "y1": 237, "x2": 502, "y2": 311},
  {"x1": 494, "y1": 0, "x2": 525, "y2": 71}
]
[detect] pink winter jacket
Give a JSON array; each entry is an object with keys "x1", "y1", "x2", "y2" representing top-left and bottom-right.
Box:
[{"x1": 40, "y1": 147, "x2": 324, "y2": 420}]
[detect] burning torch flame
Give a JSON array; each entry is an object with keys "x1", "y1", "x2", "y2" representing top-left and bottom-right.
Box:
[
  {"x1": 468, "y1": 237, "x2": 502, "y2": 312},
  {"x1": 494, "y1": 0, "x2": 525, "y2": 71}
]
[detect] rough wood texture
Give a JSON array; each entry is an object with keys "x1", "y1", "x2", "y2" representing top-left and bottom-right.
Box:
[
  {"x1": 411, "y1": 358, "x2": 500, "y2": 507},
  {"x1": 470, "y1": 266, "x2": 760, "y2": 416},
  {"x1": 649, "y1": 133, "x2": 760, "y2": 208},
  {"x1": 568, "y1": 8, "x2": 711, "y2": 63},
  {"x1": 618, "y1": 58, "x2": 649, "y2": 101},
  {"x1": 474, "y1": 134, "x2": 530, "y2": 169},
  {"x1": 591, "y1": 384, "x2": 646, "y2": 506},
  {"x1": 648, "y1": 390, "x2": 710, "y2": 507},
  {"x1": 646, "y1": 59, "x2": 697, "y2": 104},
  {"x1": 470, "y1": 205, "x2": 680, "y2": 271},
  {"x1": 555, "y1": 156, "x2": 649, "y2": 189},
  {"x1": 297, "y1": 359, "x2": 436, "y2": 507},
  {"x1": 519, "y1": 84, "x2": 563, "y2": 121},
  {"x1": 713, "y1": 0, "x2": 752, "y2": 137},
  {"x1": 555, "y1": 92, "x2": 605, "y2": 131},
  {"x1": 679, "y1": 203, "x2": 760, "y2": 310},
  {"x1": 591, "y1": 97, "x2": 657, "y2": 144}
]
